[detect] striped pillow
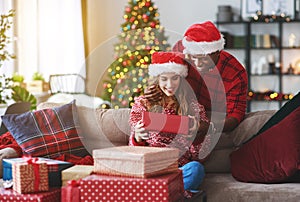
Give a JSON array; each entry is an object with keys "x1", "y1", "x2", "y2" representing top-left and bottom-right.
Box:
[{"x1": 1, "y1": 100, "x2": 89, "y2": 158}]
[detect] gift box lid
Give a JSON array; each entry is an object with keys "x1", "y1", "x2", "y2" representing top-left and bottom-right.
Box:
[
  {"x1": 93, "y1": 146, "x2": 179, "y2": 178},
  {"x1": 62, "y1": 165, "x2": 94, "y2": 181},
  {"x1": 93, "y1": 146, "x2": 179, "y2": 162},
  {"x1": 3, "y1": 157, "x2": 73, "y2": 181}
]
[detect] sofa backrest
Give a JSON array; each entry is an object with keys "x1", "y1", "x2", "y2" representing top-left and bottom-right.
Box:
[
  {"x1": 37, "y1": 102, "x2": 131, "y2": 154},
  {"x1": 37, "y1": 102, "x2": 277, "y2": 173}
]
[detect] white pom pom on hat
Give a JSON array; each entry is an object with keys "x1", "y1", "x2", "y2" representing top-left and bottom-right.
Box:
[
  {"x1": 182, "y1": 21, "x2": 225, "y2": 55},
  {"x1": 148, "y1": 52, "x2": 188, "y2": 77}
]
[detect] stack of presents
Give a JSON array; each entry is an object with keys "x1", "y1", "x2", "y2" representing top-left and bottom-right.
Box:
[{"x1": 1, "y1": 146, "x2": 185, "y2": 201}]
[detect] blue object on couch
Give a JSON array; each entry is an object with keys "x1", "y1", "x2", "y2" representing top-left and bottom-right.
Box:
[{"x1": 3, "y1": 157, "x2": 73, "y2": 187}]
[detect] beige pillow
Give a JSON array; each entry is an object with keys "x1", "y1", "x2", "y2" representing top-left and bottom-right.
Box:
[{"x1": 229, "y1": 110, "x2": 277, "y2": 147}]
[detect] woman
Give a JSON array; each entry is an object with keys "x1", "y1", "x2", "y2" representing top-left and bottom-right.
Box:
[{"x1": 129, "y1": 51, "x2": 210, "y2": 198}]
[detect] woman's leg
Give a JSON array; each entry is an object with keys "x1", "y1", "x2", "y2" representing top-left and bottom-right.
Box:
[{"x1": 180, "y1": 161, "x2": 205, "y2": 192}]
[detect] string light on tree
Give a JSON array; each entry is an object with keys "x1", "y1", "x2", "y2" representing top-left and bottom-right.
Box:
[{"x1": 101, "y1": 0, "x2": 170, "y2": 108}]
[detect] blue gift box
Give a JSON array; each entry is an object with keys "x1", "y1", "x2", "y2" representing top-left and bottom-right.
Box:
[{"x1": 3, "y1": 157, "x2": 73, "y2": 187}]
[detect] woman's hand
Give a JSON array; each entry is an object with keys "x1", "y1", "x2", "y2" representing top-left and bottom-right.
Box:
[
  {"x1": 188, "y1": 115, "x2": 199, "y2": 135},
  {"x1": 134, "y1": 120, "x2": 149, "y2": 142},
  {"x1": 144, "y1": 85, "x2": 162, "y2": 102}
]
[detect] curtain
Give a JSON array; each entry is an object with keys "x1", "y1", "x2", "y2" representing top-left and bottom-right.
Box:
[
  {"x1": 0, "y1": 0, "x2": 15, "y2": 76},
  {"x1": 15, "y1": 0, "x2": 86, "y2": 81}
]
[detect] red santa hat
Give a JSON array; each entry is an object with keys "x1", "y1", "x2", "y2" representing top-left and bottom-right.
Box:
[
  {"x1": 182, "y1": 21, "x2": 225, "y2": 55},
  {"x1": 148, "y1": 52, "x2": 188, "y2": 77}
]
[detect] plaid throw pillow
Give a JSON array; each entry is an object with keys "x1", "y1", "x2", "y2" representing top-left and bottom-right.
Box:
[{"x1": 1, "y1": 100, "x2": 89, "y2": 158}]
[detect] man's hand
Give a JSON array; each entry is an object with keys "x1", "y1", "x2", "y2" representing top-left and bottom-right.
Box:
[{"x1": 144, "y1": 85, "x2": 162, "y2": 102}]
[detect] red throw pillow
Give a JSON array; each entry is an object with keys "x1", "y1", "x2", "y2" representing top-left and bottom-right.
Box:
[
  {"x1": 1, "y1": 101, "x2": 89, "y2": 159},
  {"x1": 230, "y1": 107, "x2": 300, "y2": 183}
]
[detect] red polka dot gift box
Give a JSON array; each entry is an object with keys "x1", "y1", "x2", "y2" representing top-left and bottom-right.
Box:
[
  {"x1": 93, "y1": 146, "x2": 179, "y2": 178},
  {"x1": 61, "y1": 171, "x2": 184, "y2": 202},
  {"x1": 0, "y1": 188, "x2": 61, "y2": 202}
]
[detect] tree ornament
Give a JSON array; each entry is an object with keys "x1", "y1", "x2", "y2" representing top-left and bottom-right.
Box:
[
  {"x1": 122, "y1": 100, "x2": 128, "y2": 106},
  {"x1": 150, "y1": 22, "x2": 156, "y2": 28},
  {"x1": 130, "y1": 17, "x2": 135, "y2": 22},
  {"x1": 145, "y1": 2, "x2": 151, "y2": 7},
  {"x1": 142, "y1": 14, "x2": 148, "y2": 19},
  {"x1": 125, "y1": 7, "x2": 131, "y2": 12}
]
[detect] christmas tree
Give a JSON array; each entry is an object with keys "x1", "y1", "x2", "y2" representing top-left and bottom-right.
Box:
[{"x1": 101, "y1": 0, "x2": 171, "y2": 109}]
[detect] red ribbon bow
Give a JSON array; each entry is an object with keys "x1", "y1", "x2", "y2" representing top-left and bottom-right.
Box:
[{"x1": 22, "y1": 156, "x2": 41, "y2": 192}]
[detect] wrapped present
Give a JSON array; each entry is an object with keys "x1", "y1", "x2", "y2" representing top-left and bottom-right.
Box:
[
  {"x1": 12, "y1": 158, "x2": 49, "y2": 194},
  {"x1": 61, "y1": 180, "x2": 80, "y2": 202},
  {"x1": 62, "y1": 165, "x2": 94, "y2": 186},
  {"x1": 142, "y1": 111, "x2": 190, "y2": 135},
  {"x1": 0, "y1": 188, "x2": 61, "y2": 202},
  {"x1": 3, "y1": 157, "x2": 73, "y2": 187},
  {"x1": 93, "y1": 146, "x2": 179, "y2": 178},
  {"x1": 62, "y1": 171, "x2": 184, "y2": 202}
]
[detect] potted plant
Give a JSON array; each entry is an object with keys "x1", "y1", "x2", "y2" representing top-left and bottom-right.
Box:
[{"x1": 27, "y1": 72, "x2": 49, "y2": 93}]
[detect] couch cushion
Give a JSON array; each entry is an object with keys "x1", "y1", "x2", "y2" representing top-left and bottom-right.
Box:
[
  {"x1": 229, "y1": 110, "x2": 276, "y2": 147},
  {"x1": 37, "y1": 102, "x2": 130, "y2": 154},
  {"x1": 204, "y1": 148, "x2": 235, "y2": 173},
  {"x1": 213, "y1": 110, "x2": 276, "y2": 150},
  {"x1": 200, "y1": 173, "x2": 300, "y2": 202},
  {"x1": 2, "y1": 101, "x2": 89, "y2": 158},
  {"x1": 230, "y1": 93, "x2": 300, "y2": 183}
]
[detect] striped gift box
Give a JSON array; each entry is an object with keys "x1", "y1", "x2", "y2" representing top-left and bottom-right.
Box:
[{"x1": 12, "y1": 159, "x2": 49, "y2": 194}]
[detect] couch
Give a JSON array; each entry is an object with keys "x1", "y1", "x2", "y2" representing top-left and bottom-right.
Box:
[{"x1": 1, "y1": 102, "x2": 299, "y2": 201}]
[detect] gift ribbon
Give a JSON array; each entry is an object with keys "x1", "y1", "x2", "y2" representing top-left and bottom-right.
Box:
[
  {"x1": 23, "y1": 156, "x2": 41, "y2": 192},
  {"x1": 65, "y1": 180, "x2": 80, "y2": 202}
]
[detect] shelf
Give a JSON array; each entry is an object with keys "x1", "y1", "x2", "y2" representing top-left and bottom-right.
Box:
[
  {"x1": 251, "y1": 74, "x2": 280, "y2": 76},
  {"x1": 217, "y1": 20, "x2": 300, "y2": 112},
  {"x1": 224, "y1": 47, "x2": 246, "y2": 50},
  {"x1": 250, "y1": 47, "x2": 280, "y2": 50},
  {"x1": 216, "y1": 21, "x2": 248, "y2": 25},
  {"x1": 281, "y1": 47, "x2": 300, "y2": 49},
  {"x1": 248, "y1": 99, "x2": 284, "y2": 102},
  {"x1": 282, "y1": 74, "x2": 300, "y2": 76}
]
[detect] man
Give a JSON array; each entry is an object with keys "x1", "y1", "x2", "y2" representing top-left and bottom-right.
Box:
[{"x1": 145, "y1": 21, "x2": 248, "y2": 133}]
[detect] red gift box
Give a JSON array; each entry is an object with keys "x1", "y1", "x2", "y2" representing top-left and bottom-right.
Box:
[
  {"x1": 0, "y1": 188, "x2": 61, "y2": 202},
  {"x1": 61, "y1": 180, "x2": 80, "y2": 202},
  {"x1": 142, "y1": 111, "x2": 190, "y2": 135},
  {"x1": 72, "y1": 171, "x2": 184, "y2": 202}
]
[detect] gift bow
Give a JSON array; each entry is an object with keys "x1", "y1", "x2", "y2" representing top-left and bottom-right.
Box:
[{"x1": 23, "y1": 156, "x2": 41, "y2": 192}]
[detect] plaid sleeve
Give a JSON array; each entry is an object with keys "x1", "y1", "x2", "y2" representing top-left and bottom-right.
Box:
[{"x1": 222, "y1": 54, "x2": 248, "y2": 123}]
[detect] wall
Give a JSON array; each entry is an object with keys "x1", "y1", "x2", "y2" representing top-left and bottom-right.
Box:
[{"x1": 83, "y1": 0, "x2": 241, "y2": 95}]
